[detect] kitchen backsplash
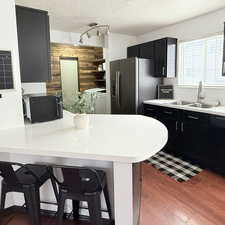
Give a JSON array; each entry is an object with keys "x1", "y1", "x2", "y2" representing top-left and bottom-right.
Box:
[{"x1": 174, "y1": 86, "x2": 225, "y2": 105}]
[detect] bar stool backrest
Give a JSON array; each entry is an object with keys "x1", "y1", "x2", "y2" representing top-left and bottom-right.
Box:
[
  {"x1": 52, "y1": 166, "x2": 103, "y2": 194},
  {"x1": 0, "y1": 161, "x2": 21, "y2": 186}
]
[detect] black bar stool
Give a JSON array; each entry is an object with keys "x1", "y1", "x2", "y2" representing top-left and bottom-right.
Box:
[
  {"x1": 0, "y1": 162, "x2": 58, "y2": 225},
  {"x1": 50, "y1": 165, "x2": 112, "y2": 225}
]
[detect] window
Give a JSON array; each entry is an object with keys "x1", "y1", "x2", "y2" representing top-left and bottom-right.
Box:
[{"x1": 179, "y1": 35, "x2": 225, "y2": 86}]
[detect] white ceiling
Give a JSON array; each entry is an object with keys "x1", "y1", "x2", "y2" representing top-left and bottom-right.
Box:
[{"x1": 16, "y1": 0, "x2": 225, "y2": 36}]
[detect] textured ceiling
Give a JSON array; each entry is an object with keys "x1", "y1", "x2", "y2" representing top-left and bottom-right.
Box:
[{"x1": 16, "y1": 0, "x2": 225, "y2": 35}]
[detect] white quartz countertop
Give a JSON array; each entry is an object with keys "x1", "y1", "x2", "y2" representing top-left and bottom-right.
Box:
[
  {"x1": 0, "y1": 111, "x2": 168, "y2": 163},
  {"x1": 144, "y1": 99, "x2": 225, "y2": 117}
]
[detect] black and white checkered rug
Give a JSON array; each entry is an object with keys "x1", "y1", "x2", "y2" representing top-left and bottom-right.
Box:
[{"x1": 147, "y1": 151, "x2": 203, "y2": 182}]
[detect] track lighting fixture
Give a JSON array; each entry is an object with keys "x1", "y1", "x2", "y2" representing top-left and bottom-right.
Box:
[{"x1": 78, "y1": 23, "x2": 110, "y2": 44}]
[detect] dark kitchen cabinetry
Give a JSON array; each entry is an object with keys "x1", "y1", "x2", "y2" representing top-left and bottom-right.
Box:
[
  {"x1": 139, "y1": 42, "x2": 154, "y2": 59},
  {"x1": 16, "y1": 6, "x2": 51, "y2": 82},
  {"x1": 143, "y1": 104, "x2": 158, "y2": 119},
  {"x1": 180, "y1": 111, "x2": 210, "y2": 164},
  {"x1": 158, "y1": 107, "x2": 181, "y2": 154},
  {"x1": 154, "y1": 38, "x2": 177, "y2": 78},
  {"x1": 208, "y1": 116, "x2": 225, "y2": 175},
  {"x1": 143, "y1": 104, "x2": 225, "y2": 176},
  {"x1": 127, "y1": 37, "x2": 177, "y2": 77},
  {"x1": 127, "y1": 45, "x2": 140, "y2": 58}
]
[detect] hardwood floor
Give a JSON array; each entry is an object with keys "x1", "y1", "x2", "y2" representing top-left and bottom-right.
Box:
[
  {"x1": 1, "y1": 163, "x2": 225, "y2": 225},
  {"x1": 140, "y1": 163, "x2": 225, "y2": 225}
]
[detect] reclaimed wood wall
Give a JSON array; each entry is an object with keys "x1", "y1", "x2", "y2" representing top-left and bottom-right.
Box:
[{"x1": 47, "y1": 43, "x2": 103, "y2": 95}]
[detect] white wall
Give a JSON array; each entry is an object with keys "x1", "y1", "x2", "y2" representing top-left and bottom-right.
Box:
[
  {"x1": 0, "y1": 0, "x2": 24, "y2": 130},
  {"x1": 137, "y1": 8, "x2": 225, "y2": 43},
  {"x1": 108, "y1": 33, "x2": 137, "y2": 61},
  {"x1": 137, "y1": 8, "x2": 225, "y2": 104}
]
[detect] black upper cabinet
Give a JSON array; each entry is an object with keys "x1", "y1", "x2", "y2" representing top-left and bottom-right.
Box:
[
  {"x1": 127, "y1": 45, "x2": 140, "y2": 58},
  {"x1": 16, "y1": 6, "x2": 51, "y2": 82},
  {"x1": 154, "y1": 38, "x2": 177, "y2": 78},
  {"x1": 127, "y1": 37, "x2": 177, "y2": 78},
  {"x1": 139, "y1": 42, "x2": 154, "y2": 59}
]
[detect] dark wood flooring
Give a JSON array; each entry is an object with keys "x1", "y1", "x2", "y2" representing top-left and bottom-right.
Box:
[{"x1": 1, "y1": 163, "x2": 225, "y2": 225}]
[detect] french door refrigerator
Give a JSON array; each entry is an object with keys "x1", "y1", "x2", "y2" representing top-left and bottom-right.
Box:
[{"x1": 110, "y1": 57, "x2": 161, "y2": 114}]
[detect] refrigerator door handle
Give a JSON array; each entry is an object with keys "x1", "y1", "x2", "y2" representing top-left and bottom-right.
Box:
[{"x1": 116, "y1": 71, "x2": 121, "y2": 107}]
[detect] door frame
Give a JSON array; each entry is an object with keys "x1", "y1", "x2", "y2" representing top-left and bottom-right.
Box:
[{"x1": 59, "y1": 56, "x2": 80, "y2": 92}]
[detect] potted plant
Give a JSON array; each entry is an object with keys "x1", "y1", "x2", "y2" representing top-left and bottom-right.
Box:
[{"x1": 65, "y1": 92, "x2": 98, "y2": 129}]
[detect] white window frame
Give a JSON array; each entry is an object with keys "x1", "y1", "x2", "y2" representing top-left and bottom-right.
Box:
[{"x1": 178, "y1": 34, "x2": 225, "y2": 87}]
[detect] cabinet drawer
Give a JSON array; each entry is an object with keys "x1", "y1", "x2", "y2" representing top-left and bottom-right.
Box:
[
  {"x1": 143, "y1": 104, "x2": 158, "y2": 118},
  {"x1": 210, "y1": 116, "x2": 225, "y2": 129},
  {"x1": 182, "y1": 111, "x2": 209, "y2": 124},
  {"x1": 159, "y1": 107, "x2": 179, "y2": 119}
]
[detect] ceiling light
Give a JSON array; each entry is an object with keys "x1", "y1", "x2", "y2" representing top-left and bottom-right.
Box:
[
  {"x1": 78, "y1": 23, "x2": 110, "y2": 44},
  {"x1": 86, "y1": 32, "x2": 91, "y2": 38},
  {"x1": 97, "y1": 30, "x2": 101, "y2": 37},
  {"x1": 79, "y1": 37, "x2": 83, "y2": 44}
]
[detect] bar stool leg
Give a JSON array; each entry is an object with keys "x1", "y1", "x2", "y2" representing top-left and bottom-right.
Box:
[
  {"x1": 24, "y1": 186, "x2": 40, "y2": 225},
  {"x1": 0, "y1": 183, "x2": 7, "y2": 210},
  {"x1": 103, "y1": 183, "x2": 112, "y2": 220},
  {"x1": 56, "y1": 191, "x2": 66, "y2": 225},
  {"x1": 49, "y1": 167, "x2": 59, "y2": 202},
  {"x1": 72, "y1": 200, "x2": 80, "y2": 220},
  {"x1": 88, "y1": 194, "x2": 102, "y2": 225}
]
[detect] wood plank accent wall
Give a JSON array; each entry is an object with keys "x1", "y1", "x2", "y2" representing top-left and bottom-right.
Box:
[{"x1": 47, "y1": 43, "x2": 103, "y2": 95}]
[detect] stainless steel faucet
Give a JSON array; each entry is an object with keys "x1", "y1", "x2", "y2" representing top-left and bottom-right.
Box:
[{"x1": 197, "y1": 81, "x2": 205, "y2": 103}]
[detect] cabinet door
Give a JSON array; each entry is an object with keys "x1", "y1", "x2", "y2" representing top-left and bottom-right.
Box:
[
  {"x1": 208, "y1": 116, "x2": 225, "y2": 175},
  {"x1": 181, "y1": 111, "x2": 209, "y2": 164},
  {"x1": 139, "y1": 42, "x2": 154, "y2": 59},
  {"x1": 16, "y1": 6, "x2": 51, "y2": 82},
  {"x1": 153, "y1": 38, "x2": 177, "y2": 77},
  {"x1": 127, "y1": 45, "x2": 140, "y2": 58},
  {"x1": 154, "y1": 39, "x2": 167, "y2": 77},
  {"x1": 158, "y1": 107, "x2": 180, "y2": 154}
]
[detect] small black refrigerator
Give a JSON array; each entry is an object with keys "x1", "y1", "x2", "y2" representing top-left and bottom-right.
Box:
[{"x1": 110, "y1": 57, "x2": 161, "y2": 114}]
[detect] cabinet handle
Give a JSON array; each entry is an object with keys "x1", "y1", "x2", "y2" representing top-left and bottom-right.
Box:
[
  {"x1": 176, "y1": 121, "x2": 178, "y2": 131},
  {"x1": 146, "y1": 108, "x2": 154, "y2": 112},
  {"x1": 214, "y1": 116, "x2": 225, "y2": 121},
  {"x1": 187, "y1": 115, "x2": 199, "y2": 120},
  {"x1": 162, "y1": 66, "x2": 165, "y2": 76},
  {"x1": 181, "y1": 122, "x2": 184, "y2": 132},
  {"x1": 164, "y1": 111, "x2": 173, "y2": 115}
]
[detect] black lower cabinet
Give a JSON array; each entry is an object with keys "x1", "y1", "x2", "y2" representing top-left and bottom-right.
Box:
[
  {"x1": 180, "y1": 111, "x2": 210, "y2": 165},
  {"x1": 143, "y1": 104, "x2": 158, "y2": 119},
  {"x1": 143, "y1": 104, "x2": 225, "y2": 176},
  {"x1": 208, "y1": 116, "x2": 225, "y2": 176},
  {"x1": 157, "y1": 107, "x2": 180, "y2": 154}
]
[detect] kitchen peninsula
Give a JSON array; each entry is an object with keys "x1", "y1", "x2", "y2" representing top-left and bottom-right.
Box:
[{"x1": 0, "y1": 111, "x2": 168, "y2": 225}]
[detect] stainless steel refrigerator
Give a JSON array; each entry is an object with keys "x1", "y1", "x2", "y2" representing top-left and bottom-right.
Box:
[{"x1": 110, "y1": 57, "x2": 161, "y2": 114}]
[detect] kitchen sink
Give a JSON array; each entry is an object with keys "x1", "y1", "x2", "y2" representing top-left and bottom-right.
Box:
[
  {"x1": 188, "y1": 103, "x2": 214, "y2": 108},
  {"x1": 171, "y1": 100, "x2": 193, "y2": 106}
]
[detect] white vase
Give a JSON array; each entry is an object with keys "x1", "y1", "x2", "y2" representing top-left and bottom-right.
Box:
[{"x1": 73, "y1": 114, "x2": 89, "y2": 129}]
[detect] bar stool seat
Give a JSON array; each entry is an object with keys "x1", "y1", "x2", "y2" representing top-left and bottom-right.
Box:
[
  {"x1": 0, "y1": 162, "x2": 58, "y2": 225},
  {"x1": 50, "y1": 165, "x2": 112, "y2": 225}
]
